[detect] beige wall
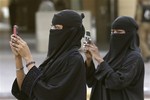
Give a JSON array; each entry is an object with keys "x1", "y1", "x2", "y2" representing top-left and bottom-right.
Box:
[
  {"x1": 0, "y1": 0, "x2": 9, "y2": 8},
  {"x1": 82, "y1": 0, "x2": 96, "y2": 17},
  {"x1": 118, "y1": 0, "x2": 137, "y2": 18}
]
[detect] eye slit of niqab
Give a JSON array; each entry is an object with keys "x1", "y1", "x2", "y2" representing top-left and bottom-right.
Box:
[
  {"x1": 50, "y1": 24, "x2": 63, "y2": 30},
  {"x1": 111, "y1": 29, "x2": 126, "y2": 34}
]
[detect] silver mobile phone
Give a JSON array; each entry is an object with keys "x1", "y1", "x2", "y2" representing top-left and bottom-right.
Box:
[{"x1": 84, "y1": 31, "x2": 92, "y2": 44}]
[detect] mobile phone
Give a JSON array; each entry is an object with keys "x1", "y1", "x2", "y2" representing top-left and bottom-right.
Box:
[
  {"x1": 84, "y1": 31, "x2": 92, "y2": 44},
  {"x1": 13, "y1": 25, "x2": 18, "y2": 36}
]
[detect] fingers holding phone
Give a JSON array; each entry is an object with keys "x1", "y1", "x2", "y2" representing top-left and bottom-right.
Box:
[
  {"x1": 10, "y1": 25, "x2": 19, "y2": 56},
  {"x1": 10, "y1": 25, "x2": 25, "y2": 56}
]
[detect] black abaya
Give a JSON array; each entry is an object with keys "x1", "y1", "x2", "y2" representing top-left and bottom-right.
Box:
[
  {"x1": 86, "y1": 51, "x2": 144, "y2": 100},
  {"x1": 11, "y1": 10, "x2": 86, "y2": 100},
  {"x1": 86, "y1": 16, "x2": 145, "y2": 100},
  {"x1": 12, "y1": 49, "x2": 86, "y2": 100}
]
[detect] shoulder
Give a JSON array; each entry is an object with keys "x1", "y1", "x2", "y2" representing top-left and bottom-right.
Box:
[
  {"x1": 65, "y1": 50, "x2": 85, "y2": 71},
  {"x1": 124, "y1": 51, "x2": 144, "y2": 65},
  {"x1": 127, "y1": 51, "x2": 141, "y2": 59},
  {"x1": 68, "y1": 50, "x2": 84, "y2": 62}
]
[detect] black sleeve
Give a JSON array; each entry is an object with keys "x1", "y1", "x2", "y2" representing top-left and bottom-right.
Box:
[
  {"x1": 85, "y1": 60, "x2": 96, "y2": 87},
  {"x1": 21, "y1": 66, "x2": 42, "y2": 97},
  {"x1": 94, "y1": 53, "x2": 144, "y2": 90},
  {"x1": 11, "y1": 66, "x2": 41, "y2": 100},
  {"x1": 11, "y1": 79, "x2": 29, "y2": 100},
  {"x1": 21, "y1": 55, "x2": 85, "y2": 100}
]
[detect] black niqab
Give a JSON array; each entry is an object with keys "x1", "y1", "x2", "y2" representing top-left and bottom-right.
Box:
[{"x1": 104, "y1": 16, "x2": 140, "y2": 70}]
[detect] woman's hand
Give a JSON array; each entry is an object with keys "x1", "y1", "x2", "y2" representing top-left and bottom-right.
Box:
[
  {"x1": 85, "y1": 50, "x2": 92, "y2": 67},
  {"x1": 10, "y1": 34, "x2": 33, "y2": 63},
  {"x1": 10, "y1": 39, "x2": 19, "y2": 56},
  {"x1": 84, "y1": 43, "x2": 104, "y2": 64}
]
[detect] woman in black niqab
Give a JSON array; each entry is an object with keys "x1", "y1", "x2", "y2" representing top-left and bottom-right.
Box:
[
  {"x1": 11, "y1": 10, "x2": 86, "y2": 100},
  {"x1": 84, "y1": 16, "x2": 145, "y2": 100},
  {"x1": 40, "y1": 10, "x2": 85, "y2": 79},
  {"x1": 104, "y1": 16, "x2": 140, "y2": 70}
]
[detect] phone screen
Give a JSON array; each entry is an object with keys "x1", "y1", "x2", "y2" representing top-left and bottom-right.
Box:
[
  {"x1": 85, "y1": 31, "x2": 91, "y2": 44},
  {"x1": 86, "y1": 31, "x2": 90, "y2": 37}
]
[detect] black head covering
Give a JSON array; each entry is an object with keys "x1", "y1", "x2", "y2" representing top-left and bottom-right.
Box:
[
  {"x1": 104, "y1": 16, "x2": 140, "y2": 70},
  {"x1": 39, "y1": 10, "x2": 85, "y2": 77},
  {"x1": 47, "y1": 10, "x2": 85, "y2": 57},
  {"x1": 52, "y1": 10, "x2": 85, "y2": 28}
]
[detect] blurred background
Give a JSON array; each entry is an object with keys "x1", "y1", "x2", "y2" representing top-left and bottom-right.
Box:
[
  {"x1": 0, "y1": 0, "x2": 150, "y2": 99},
  {"x1": 0, "y1": 0, "x2": 137, "y2": 49}
]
